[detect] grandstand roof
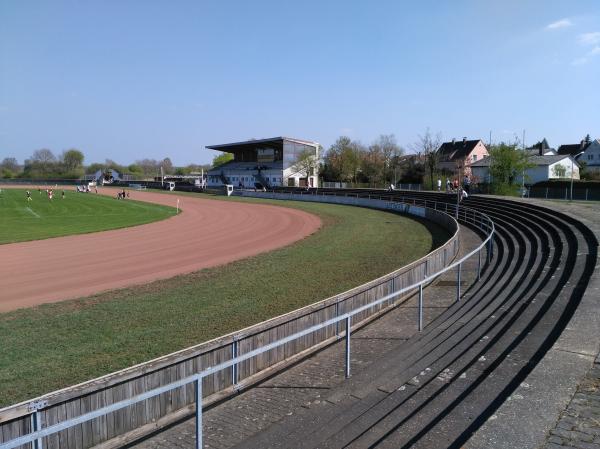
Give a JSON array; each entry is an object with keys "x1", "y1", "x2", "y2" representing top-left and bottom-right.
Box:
[{"x1": 206, "y1": 137, "x2": 319, "y2": 153}]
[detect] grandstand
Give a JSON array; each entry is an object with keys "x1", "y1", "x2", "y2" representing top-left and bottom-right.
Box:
[{"x1": 206, "y1": 137, "x2": 319, "y2": 188}]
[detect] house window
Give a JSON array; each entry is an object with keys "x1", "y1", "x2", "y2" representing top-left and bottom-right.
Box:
[
  {"x1": 588, "y1": 154, "x2": 594, "y2": 160},
  {"x1": 472, "y1": 154, "x2": 477, "y2": 162}
]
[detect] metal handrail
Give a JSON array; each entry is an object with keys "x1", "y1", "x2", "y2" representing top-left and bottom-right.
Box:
[{"x1": 0, "y1": 195, "x2": 494, "y2": 449}]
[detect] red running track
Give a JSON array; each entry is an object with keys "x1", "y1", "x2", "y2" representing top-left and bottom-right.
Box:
[{"x1": 0, "y1": 189, "x2": 321, "y2": 312}]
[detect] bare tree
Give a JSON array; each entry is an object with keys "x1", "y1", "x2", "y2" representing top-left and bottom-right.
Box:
[
  {"x1": 370, "y1": 134, "x2": 404, "y2": 183},
  {"x1": 289, "y1": 148, "x2": 319, "y2": 180},
  {"x1": 362, "y1": 144, "x2": 386, "y2": 186},
  {"x1": 161, "y1": 157, "x2": 173, "y2": 174},
  {"x1": 413, "y1": 128, "x2": 442, "y2": 190},
  {"x1": 25, "y1": 149, "x2": 57, "y2": 176},
  {"x1": 1, "y1": 157, "x2": 19, "y2": 172}
]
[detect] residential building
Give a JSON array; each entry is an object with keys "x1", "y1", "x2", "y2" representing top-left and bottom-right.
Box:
[
  {"x1": 206, "y1": 137, "x2": 319, "y2": 188},
  {"x1": 525, "y1": 138, "x2": 557, "y2": 156},
  {"x1": 471, "y1": 154, "x2": 580, "y2": 185},
  {"x1": 436, "y1": 137, "x2": 488, "y2": 176},
  {"x1": 557, "y1": 138, "x2": 600, "y2": 173}
]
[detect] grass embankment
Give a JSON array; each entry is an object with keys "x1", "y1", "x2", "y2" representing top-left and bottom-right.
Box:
[
  {"x1": 0, "y1": 188, "x2": 175, "y2": 244},
  {"x1": 0, "y1": 196, "x2": 448, "y2": 406}
]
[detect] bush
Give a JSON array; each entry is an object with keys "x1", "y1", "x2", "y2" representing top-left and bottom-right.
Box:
[{"x1": 491, "y1": 182, "x2": 520, "y2": 196}]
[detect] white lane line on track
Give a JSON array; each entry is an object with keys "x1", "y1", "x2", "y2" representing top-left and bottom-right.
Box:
[{"x1": 25, "y1": 207, "x2": 40, "y2": 218}]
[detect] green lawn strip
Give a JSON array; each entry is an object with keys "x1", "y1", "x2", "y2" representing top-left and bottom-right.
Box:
[
  {"x1": 0, "y1": 189, "x2": 176, "y2": 244},
  {"x1": 0, "y1": 196, "x2": 448, "y2": 406}
]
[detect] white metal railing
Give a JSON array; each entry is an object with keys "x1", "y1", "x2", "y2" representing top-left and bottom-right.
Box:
[{"x1": 0, "y1": 194, "x2": 494, "y2": 449}]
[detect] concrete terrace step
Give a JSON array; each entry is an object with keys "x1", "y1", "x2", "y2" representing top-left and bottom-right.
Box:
[{"x1": 129, "y1": 193, "x2": 598, "y2": 449}]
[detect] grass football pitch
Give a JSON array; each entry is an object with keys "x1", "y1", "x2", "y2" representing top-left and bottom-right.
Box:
[{"x1": 0, "y1": 188, "x2": 176, "y2": 244}]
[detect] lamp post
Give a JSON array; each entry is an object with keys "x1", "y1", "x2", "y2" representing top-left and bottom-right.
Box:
[{"x1": 570, "y1": 151, "x2": 584, "y2": 201}]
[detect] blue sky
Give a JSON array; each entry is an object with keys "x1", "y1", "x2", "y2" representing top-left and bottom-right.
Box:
[{"x1": 1, "y1": 0, "x2": 599, "y2": 166}]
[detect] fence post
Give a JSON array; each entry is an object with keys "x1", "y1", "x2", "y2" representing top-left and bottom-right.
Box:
[
  {"x1": 195, "y1": 376, "x2": 203, "y2": 449},
  {"x1": 477, "y1": 249, "x2": 482, "y2": 281},
  {"x1": 345, "y1": 316, "x2": 352, "y2": 378},
  {"x1": 565, "y1": 188, "x2": 568, "y2": 200},
  {"x1": 425, "y1": 259, "x2": 428, "y2": 277},
  {"x1": 418, "y1": 284, "x2": 424, "y2": 331},
  {"x1": 232, "y1": 340, "x2": 238, "y2": 387},
  {"x1": 586, "y1": 189, "x2": 588, "y2": 201},
  {"x1": 30, "y1": 411, "x2": 43, "y2": 449},
  {"x1": 335, "y1": 301, "x2": 340, "y2": 337},
  {"x1": 545, "y1": 187, "x2": 548, "y2": 199},
  {"x1": 456, "y1": 263, "x2": 461, "y2": 301}
]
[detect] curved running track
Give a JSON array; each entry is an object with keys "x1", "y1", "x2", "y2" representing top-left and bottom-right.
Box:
[
  {"x1": 248, "y1": 188, "x2": 598, "y2": 449},
  {"x1": 0, "y1": 189, "x2": 321, "y2": 312}
]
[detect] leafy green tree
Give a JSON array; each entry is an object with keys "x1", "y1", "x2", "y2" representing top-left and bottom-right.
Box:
[
  {"x1": 174, "y1": 167, "x2": 188, "y2": 175},
  {"x1": 488, "y1": 142, "x2": 533, "y2": 194},
  {"x1": 212, "y1": 152, "x2": 233, "y2": 168},
  {"x1": 85, "y1": 162, "x2": 105, "y2": 174},
  {"x1": 324, "y1": 136, "x2": 364, "y2": 183},
  {"x1": 61, "y1": 149, "x2": 84, "y2": 172},
  {"x1": 127, "y1": 164, "x2": 144, "y2": 176},
  {"x1": 1, "y1": 168, "x2": 14, "y2": 178}
]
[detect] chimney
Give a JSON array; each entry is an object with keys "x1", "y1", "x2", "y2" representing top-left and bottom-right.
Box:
[
  {"x1": 452, "y1": 138, "x2": 456, "y2": 145},
  {"x1": 539, "y1": 146, "x2": 543, "y2": 156},
  {"x1": 581, "y1": 140, "x2": 585, "y2": 149},
  {"x1": 463, "y1": 137, "x2": 467, "y2": 144}
]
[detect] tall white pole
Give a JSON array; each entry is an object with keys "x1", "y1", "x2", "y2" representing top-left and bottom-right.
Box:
[
  {"x1": 522, "y1": 129, "x2": 525, "y2": 196},
  {"x1": 570, "y1": 157, "x2": 574, "y2": 201}
]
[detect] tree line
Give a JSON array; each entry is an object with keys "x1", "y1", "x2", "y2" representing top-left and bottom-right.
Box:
[
  {"x1": 0, "y1": 149, "x2": 211, "y2": 179},
  {"x1": 319, "y1": 132, "x2": 447, "y2": 187},
  {"x1": 320, "y1": 135, "x2": 406, "y2": 186}
]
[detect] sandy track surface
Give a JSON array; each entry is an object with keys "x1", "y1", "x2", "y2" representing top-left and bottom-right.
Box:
[{"x1": 0, "y1": 188, "x2": 321, "y2": 312}]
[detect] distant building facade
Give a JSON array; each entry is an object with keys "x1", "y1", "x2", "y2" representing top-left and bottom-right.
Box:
[
  {"x1": 436, "y1": 137, "x2": 488, "y2": 176},
  {"x1": 84, "y1": 169, "x2": 133, "y2": 184},
  {"x1": 558, "y1": 137, "x2": 600, "y2": 173},
  {"x1": 525, "y1": 138, "x2": 557, "y2": 157},
  {"x1": 206, "y1": 137, "x2": 319, "y2": 188},
  {"x1": 471, "y1": 154, "x2": 580, "y2": 185}
]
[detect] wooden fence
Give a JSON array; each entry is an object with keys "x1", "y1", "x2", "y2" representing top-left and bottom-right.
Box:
[{"x1": 0, "y1": 196, "x2": 459, "y2": 449}]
